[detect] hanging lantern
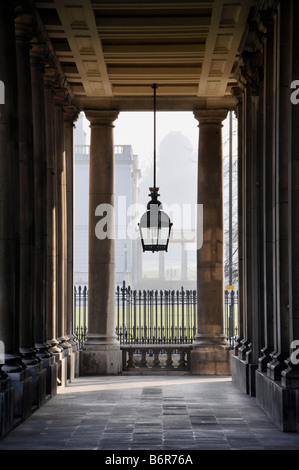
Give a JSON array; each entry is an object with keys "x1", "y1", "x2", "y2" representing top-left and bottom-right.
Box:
[{"x1": 138, "y1": 84, "x2": 173, "y2": 252}]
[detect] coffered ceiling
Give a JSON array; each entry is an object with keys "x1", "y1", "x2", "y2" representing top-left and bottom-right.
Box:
[{"x1": 35, "y1": 0, "x2": 254, "y2": 107}]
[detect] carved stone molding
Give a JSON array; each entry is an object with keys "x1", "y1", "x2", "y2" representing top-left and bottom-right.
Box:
[{"x1": 239, "y1": 50, "x2": 264, "y2": 96}]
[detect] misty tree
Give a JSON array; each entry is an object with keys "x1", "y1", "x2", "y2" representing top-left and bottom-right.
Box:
[{"x1": 223, "y1": 112, "x2": 239, "y2": 290}]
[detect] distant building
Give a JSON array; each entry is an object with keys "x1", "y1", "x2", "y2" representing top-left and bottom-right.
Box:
[{"x1": 74, "y1": 114, "x2": 141, "y2": 287}]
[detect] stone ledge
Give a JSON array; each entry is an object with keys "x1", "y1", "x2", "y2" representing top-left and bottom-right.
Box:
[
  {"x1": 80, "y1": 349, "x2": 122, "y2": 375},
  {"x1": 190, "y1": 346, "x2": 231, "y2": 375},
  {"x1": 255, "y1": 370, "x2": 299, "y2": 432},
  {"x1": 231, "y1": 354, "x2": 257, "y2": 396}
]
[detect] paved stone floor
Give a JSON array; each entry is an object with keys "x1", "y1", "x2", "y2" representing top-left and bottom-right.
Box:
[{"x1": 0, "y1": 375, "x2": 299, "y2": 451}]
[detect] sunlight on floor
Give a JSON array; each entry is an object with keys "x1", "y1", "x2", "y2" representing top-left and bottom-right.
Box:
[{"x1": 58, "y1": 376, "x2": 232, "y2": 394}]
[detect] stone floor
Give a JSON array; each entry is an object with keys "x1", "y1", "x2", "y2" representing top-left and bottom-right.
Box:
[{"x1": 0, "y1": 375, "x2": 299, "y2": 451}]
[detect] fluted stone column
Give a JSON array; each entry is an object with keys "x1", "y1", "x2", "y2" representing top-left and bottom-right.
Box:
[
  {"x1": 268, "y1": 3, "x2": 292, "y2": 380},
  {"x1": 63, "y1": 105, "x2": 79, "y2": 380},
  {"x1": 15, "y1": 14, "x2": 35, "y2": 360},
  {"x1": 191, "y1": 109, "x2": 231, "y2": 375},
  {"x1": 53, "y1": 91, "x2": 70, "y2": 386},
  {"x1": 0, "y1": 0, "x2": 20, "y2": 434},
  {"x1": 282, "y1": 0, "x2": 299, "y2": 389},
  {"x1": 0, "y1": 1, "x2": 19, "y2": 360},
  {"x1": 258, "y1": 11, "x2": 275, "y2": 372},
  {"x1": 30, "y1": 45, "x2": 47, "y2": 353},
  {"x1": 44, "y1": 76, "x2": 59, "y2": 395},
  {"x1": 231, "y1": 86, "x2": 244, "y2": 356},
  {"x1": 80, "y1": 109, "x2": 122, "y2": 375},
  {"x1": 15, "y1": 14, "x2": 48, "y2": 409},
  {"x1": 30, "y1": 44, "x2": 54, "y2": 401}
]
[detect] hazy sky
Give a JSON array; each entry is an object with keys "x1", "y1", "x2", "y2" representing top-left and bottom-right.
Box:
[
  {"x1": 83, "y1": 111, "x2": 200, "y2": 170},
  {"x1": 83, "y1": 110, "x2": 232, "y2": 168}
]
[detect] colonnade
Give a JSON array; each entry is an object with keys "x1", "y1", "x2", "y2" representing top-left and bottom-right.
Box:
[
  {"x1": 0, "y1": 0, "x2": 232, "y2": 397},
  {"x1": 79, "y1": 108, "x2": 231, "y2": 376},
  {"x1": 2, "y1": 0, "x2": 298, "y2": 439},
  {"x1": 231, "y1": 1, "x2": 299, "y2": 431},
  {"x1": 0, "y1": 3, "x2": 79, "y2": 436}
]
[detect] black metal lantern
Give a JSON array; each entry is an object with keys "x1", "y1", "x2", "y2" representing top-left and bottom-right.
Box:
[{"x1": 138, "y1": 84, "x2": 173, "y2": 252}]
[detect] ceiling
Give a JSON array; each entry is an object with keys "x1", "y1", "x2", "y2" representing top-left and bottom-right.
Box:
[{"x1": 34, "y1": 0, "x2": 254, "y2": 108}]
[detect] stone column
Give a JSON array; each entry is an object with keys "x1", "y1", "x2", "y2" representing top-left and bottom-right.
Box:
[
  {"x1": 53, "y1": 91, "x2": 70, "y2": 386},
  {"x1": 0, "y1": 1, "x2": 19, "y2": 359},
  {"x1": 80, "y1": 109, "x2": 122, "y2": 375},
  {"x1": 15, "y1": 14, "x2": 37, "y2": 364},
  {"x1": 30, "y1": 45, "x2": 48, "y2": 354},
  {"x1": 0, "y1": 0, "x2": 20, "y2": 434},
  {"x1": 44, "y1": 76, "x2": 60, "y2": 395},
  {"x1": 44, "y1": 74, "x2": 59, "y2": 395},
  {"x1": 258, "y1": 11, "x2": 276, "y2": 372},
  {"x1": 282, "y1": 0, "x2": 299, "y2": 389},
  {"x1": 15, "y1": 14, "x2": 48, "y2": 410},
  {"x1": 30, "y1": 44, "x2": 51, "y2": 404},
  {"x1": 231, "y1": 86, "x2": 244, "y2": 356},
  {"x1": 268, "y1": 3, "x2": 292, "y2": 380},
  {"x1": 63, "y1": 105, "x2": 79, "y2": 379},
  {"x1": 191, "y1": 109, "x2": 231, "y2": 375}
]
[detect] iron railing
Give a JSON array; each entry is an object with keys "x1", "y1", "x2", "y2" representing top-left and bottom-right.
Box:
[
  {"x1": 74, "y1": 285, "x2": 88, "y2": 349},
  {"x1": 74, "y1": 282, "x2": 238, "y2": 349},
  {"x1": 116, "y1": 283, "x2": 197, "y2": 345},
  {"x1": 224, "y1": 289, "x2": 239, "y2": 347}
]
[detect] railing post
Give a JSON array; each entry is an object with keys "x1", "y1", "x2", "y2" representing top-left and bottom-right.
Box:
[
  {"x1": 83, "y1": 286, "x2": 88, "y2": 345},
  {"x1": 152, "y1": 349, "x2": 161, "y2": 369},
  {"x1": 139, "y1": 349, "x2": 147, "y2": 368},
  {"x1": 127, "y1": 349, "x2": 134, "y2": 369},
  {"x1": 178, "y1": 349, "x2": 187, "y2": 370},
  {"x1": 121, "y1": 281, "x2": 126, "y2": 344},
  {"x1": 181, "y1": 287, "x2": 185, "y2": 343},
  {"x1": 133, "y1": 290, "x2": 137, "y2": 343},
  {"x1": 143, "y1": 290, "x2": 147, "y2": 343},
  {"x1": 165, "y1": 349, "x2": 174, "y2": 370}
]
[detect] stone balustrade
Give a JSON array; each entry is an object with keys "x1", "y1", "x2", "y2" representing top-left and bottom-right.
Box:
[{"x1": 120, "y1": 344, "x2": 192, "y2": 373}]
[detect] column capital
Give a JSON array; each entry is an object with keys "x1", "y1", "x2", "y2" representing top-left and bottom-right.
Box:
[
  {"x1": 231, "y1": 86, "x2": 244, "y2": 103},
  {"x1": 85, "y1": 109, "x2": 119, "y2": 127},
  {"x1": 193, "y1": 108, "x2": 228, "y2": 126},
  {"x1": 30, "y1": 43, "x2": 47, "y2": 67},
  {"x1": 15, "y1": 13, "x2": 34, "y2": 40},
  {"x1": 52, "y1": 87, "x2": 69, "y2": 108},
  {"x1": 63, "y1": 105, "x2": 80, "y2": 125}
]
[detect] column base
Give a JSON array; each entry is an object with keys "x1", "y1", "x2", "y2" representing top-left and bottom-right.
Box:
[
  {"x1": 80, "y1": 339, "x2": 122, "y2": 375},
  {"x1": 0, "y1": 372, "x2": 14, "y2": 438},
  {"x1": 6, "y1": 369, "x2": 33, "y2": 423},
  {"x1": 231, "y1": 353, "x2": 257, "y2": 396},
  {"x1": 67, "y1": 334, "x2": 80, "y2": 379},
  {"x1": 48, "y1": 339, "x2": 67, "y2": 387},
  {"x1": 36, "y1": 343, "x2": 57, "y2": 397},
  {"x1": 41, "y1": 355, "x2": 57, "y2": 397},
  {"x1": 27, "y1": 362, "x2": 47, "y2": 409},
  {"x1": 190, "y1": 344, "x2": 231, "y2": 375}
]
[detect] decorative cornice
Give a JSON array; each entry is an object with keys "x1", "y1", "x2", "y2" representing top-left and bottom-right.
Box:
[
  {"x1": 15, "y1": 13, "x2": 34, "y2": 40},
  {"x1": 30, "y1": 3, "x2": 73, "y2": 101},
  {"x1": 63, "y1": 105, "x2": 80, "y2": 125},
  {"x1": 238, "y1": 50, "x2": 264, "y2": 96},
  {"x1": 231, "y1": 86, "x2": 244, "y2": 103}
]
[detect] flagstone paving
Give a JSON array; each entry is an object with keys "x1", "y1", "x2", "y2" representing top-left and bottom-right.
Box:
[{"x1": 0, "y1": 375, "x2": 299, "y2": 450}]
